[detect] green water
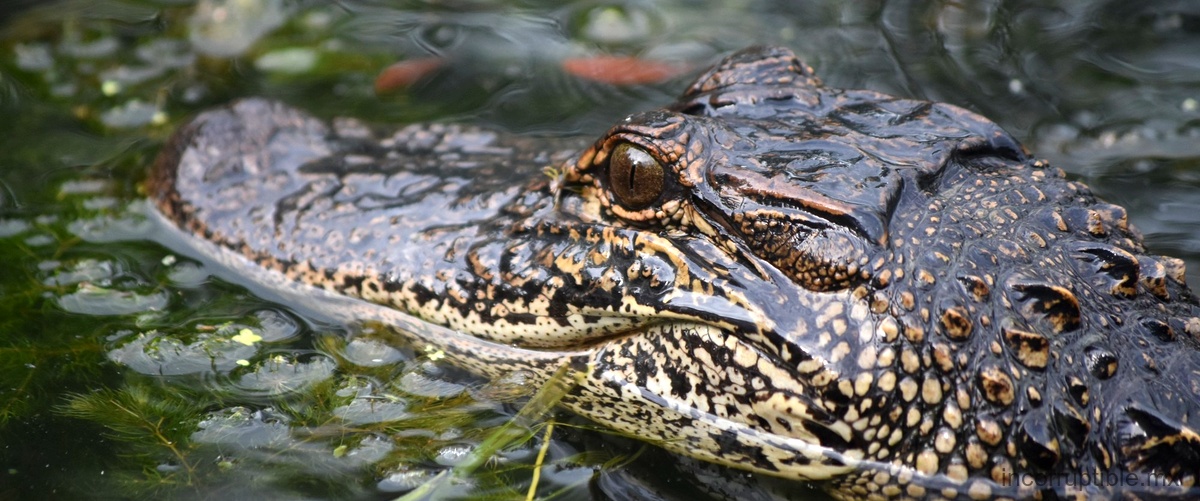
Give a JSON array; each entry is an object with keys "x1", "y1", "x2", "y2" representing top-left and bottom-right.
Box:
[{"x1": 1, "y1": 1, "x2": 1198, "y2": 499}]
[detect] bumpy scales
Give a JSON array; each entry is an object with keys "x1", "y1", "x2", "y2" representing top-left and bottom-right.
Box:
[{"x1": 150, "y1": 46, "x2": 1200, "y2": 500}]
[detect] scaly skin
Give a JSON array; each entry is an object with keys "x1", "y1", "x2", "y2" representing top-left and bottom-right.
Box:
[{"x1": 150, "y1": 46, "x2": 1200, "y2": 500}]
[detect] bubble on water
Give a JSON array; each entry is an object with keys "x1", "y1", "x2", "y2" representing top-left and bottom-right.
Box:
[
  {"x1": 60, "y1": 36, "x2": 118, "y2": 59},
  {"x1": 68, "y1": 211, "x2": 154, "y2": 242},
  {"x1": 397, "y1": 363, "x2": 466, "y2": 399},
  {"x1": 377, "y1": 467, "x2": 439, "y2": 493},
  {"x1": 255, "y1": 47, "x2": 317, "y2": 74},
  {"x1": 341, "y1": 337, "x2": 404, "y2": 367},
  {"x1": 23, "y1": 234, "x2": 53, "y2": 247},
  {"x1": 58, "y1": 179, "x2": 110, "y2": 196},
  {"x1": 253, "y1": 309, "x2": 301, "y2": 342},
  {"x1": 82, "y1": 197, "x2": 118, "y2": 210},
  {"x1": 189, "y1": 0, "x2": 287, "y2": 57},
  {"x1": 14, "y1": 43, "x2": 53, "y2": 71},
  {"x1": 233, "y1": 355, "x2": 336, "y2": 396},
  {"x1": 1008, "y1": 78, "x2": 1024, "y2": 94},
  {"x1": 100, "y1": 100, "x2": 161, "y2": 128},
  {"x1": 166, "y1": 261, "x2": 209, "y2": 287},
  {"x1": 135, "y1": 39, "x2": 194, "y2": 68},
  {"x1": 107, "y1": 328, "x2": 258, "y2": 376},
  {"x1": 192, "y1": 406, "x2": 291, "y2": 449},
  {"x1": 433, "y1": 443, "x2": 473, "y2": 466},
  {"x1": 340, "y1": 435, "x2": 394, "y2": 466},
  {"x1": 571, "y1": 4, "x2": 660, "y2": 45},
  {"x1": 0, "y1": 219, "x2": 28, "y2": 238},
  {"x1": 57, "y1": 284, "x2": 169, "y2": 316},
  {"x1": 332, "y1": 391, "x2": 411, "y2": 426},
  {"x1": 43, "y1": 259, "x2": 116, "y2": 287}
]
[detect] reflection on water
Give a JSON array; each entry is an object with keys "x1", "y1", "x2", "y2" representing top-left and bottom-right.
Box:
[{"x1": 0, "y1": 0, "x2": 1198, "y2": 500}]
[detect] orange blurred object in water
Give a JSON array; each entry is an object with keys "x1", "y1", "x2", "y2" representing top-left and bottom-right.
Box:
[
  {"x1": 374, "y1": 57, "x2": 444, "y2": 95},
  {"x1": 561, "y1": 55, "x2": 686, "y2": 85}
]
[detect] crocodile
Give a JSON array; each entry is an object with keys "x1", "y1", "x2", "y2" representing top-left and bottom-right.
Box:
[{"x1": 149, "y1": 46, "x2": 1200, "y2": 500}]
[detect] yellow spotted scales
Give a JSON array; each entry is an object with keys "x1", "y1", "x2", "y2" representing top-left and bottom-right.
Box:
[{"x1": 150, "y1": 47, "x2": 1200, "y2": 500}]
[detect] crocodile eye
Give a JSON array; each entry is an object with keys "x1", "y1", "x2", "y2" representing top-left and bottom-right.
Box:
[{"x1": 608, "y1": 143, "x2": 664, "y2": 210}]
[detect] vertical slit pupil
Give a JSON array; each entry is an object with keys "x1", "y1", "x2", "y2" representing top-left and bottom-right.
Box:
[{"x1": 609, "y1": 142, "x2": 664, "y2": 210}]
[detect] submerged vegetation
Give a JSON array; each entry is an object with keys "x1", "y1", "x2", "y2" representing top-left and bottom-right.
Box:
[{"x1": 56, "y1": 345, "x2": 591, "y2": 499}]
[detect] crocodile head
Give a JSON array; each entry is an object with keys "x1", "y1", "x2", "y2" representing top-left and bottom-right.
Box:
[
  {"x1": 151, "y1": 43, "x2": 1200, "y2": 498},
  {"x1": 566, "y1": 46, "x2": 1200, "y2": 497}
]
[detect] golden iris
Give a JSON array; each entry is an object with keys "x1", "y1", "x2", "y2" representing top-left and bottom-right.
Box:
[{"x1": 608, "y1": 143, "x2": 664, "y2": 210}]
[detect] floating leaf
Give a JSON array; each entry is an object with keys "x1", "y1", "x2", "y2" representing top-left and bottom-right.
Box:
[{"x1": 231, "y1": 328, "x2": 262, "y2": 346}]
